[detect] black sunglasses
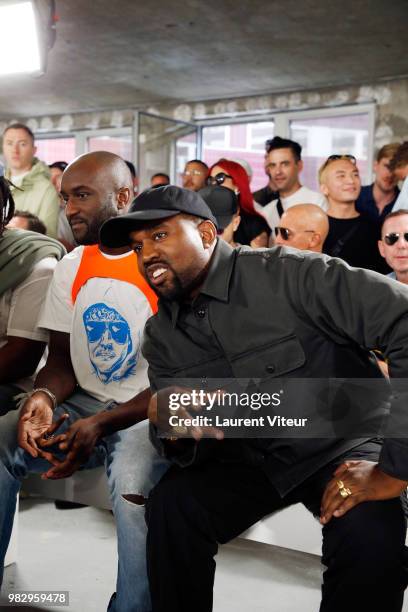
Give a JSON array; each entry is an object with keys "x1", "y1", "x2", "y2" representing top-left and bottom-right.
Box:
[
  {"x1": 384, "y1": 232, "x2": 408, "y2": 246},
  {"x1": 207, "y1": 172, "x2": 233, "y2": 186},
  {"x1": 274, "y1": 227, "x2": 315, "y2": 241},
  {"x1": 322, "y1": 154, "x2": 357, "y2": 168}
]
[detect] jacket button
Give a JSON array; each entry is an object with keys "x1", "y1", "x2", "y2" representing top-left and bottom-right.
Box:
[
  {"x1": 266, "y1": 364, "x2": 275, "y2": 373},
  {"x1": 196, "y1": 309, "x2": 206, "y2": 318}
]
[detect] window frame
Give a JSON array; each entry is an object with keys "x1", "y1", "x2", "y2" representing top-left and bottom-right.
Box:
[
  {"x1": 196, "y1": 102, "x2": 375, "y2": 184},
  {"x1": 32, "y1": 103, "x2": 375, "y2": 186}
]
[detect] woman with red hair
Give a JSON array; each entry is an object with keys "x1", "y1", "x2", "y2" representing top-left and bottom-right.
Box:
[{"x1": 208, "y1": 159, "x2": 270, "y2": 247}]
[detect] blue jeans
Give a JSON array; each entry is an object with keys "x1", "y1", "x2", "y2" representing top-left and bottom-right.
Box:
[{"x1": 0, "y1": 389, "x2": 169, "y2": 612}]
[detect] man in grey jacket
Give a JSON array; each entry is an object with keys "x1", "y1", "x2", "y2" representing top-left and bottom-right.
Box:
[{"x1": 102, "y1": 185, "x2": 408, "y2": 612}]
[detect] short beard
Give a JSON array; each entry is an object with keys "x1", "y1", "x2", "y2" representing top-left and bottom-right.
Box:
[
  {"x1": 150, "y1": 275, "x2": 184, "y2": 301},
  {"x1": 147, "y1": 266, "x2": 208, "y2": 302},
  {"x1": 76, "y1": 199, "x2": 118, "y2": 245}
]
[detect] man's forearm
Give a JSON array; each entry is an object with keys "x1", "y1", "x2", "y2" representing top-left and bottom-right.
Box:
[
  {"x1": 34, "y1": 363, "x2": 77, "y2": 405},
  {"x1": 0, "y1": 340, "x2": 45, "y2": 385},
  {"x1": 93, "y1": 388, "x2": 151, "y2": 437}
]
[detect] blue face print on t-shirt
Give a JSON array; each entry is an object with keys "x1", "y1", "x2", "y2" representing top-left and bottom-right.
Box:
[{"x1": 83, "y1": 302, "x2": 138, "y2": 384}]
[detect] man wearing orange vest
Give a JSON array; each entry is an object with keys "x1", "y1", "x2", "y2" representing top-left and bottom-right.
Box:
[{"x1": 0, "y1": 152, "x2": 168, "y2": 612}]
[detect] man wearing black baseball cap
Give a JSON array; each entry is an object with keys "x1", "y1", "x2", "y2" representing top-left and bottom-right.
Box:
[
  {"x1": 101, "y1": 184, "x2": 408, "y2": 612},
  {"x1": 100, "y1": 185, "x2": 217, "y2": 249},
  {"x1": 198, "y1": 185, "x2": 241, "y2": 247}
]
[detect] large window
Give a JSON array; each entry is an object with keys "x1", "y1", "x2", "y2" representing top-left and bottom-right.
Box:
[
  {"x1": 87, "y1": 134, "x2": 132, "y2": 160},
  {"x1": 31, "y1": 105, "x2": 374, "y2": 196},
  {"x1": 175, "y1": 131, "x2": 198, "y2": 186},
  {"x1": 289, "y1": 113, "x2": 371, "y2": 191},
  {"x1": 35, "y1": 137, "x2": 76, "y2": 164},
  {"x1": 202, "y1": 121, "x2": 274, "y2": 192}
]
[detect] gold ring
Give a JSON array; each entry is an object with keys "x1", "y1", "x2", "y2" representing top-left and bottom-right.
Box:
[
  {"x1": 172, "y1": 425, "x2": 188, "y2": 435},
  {"x1": 337, "y1": 479, "x2": 352, "y2": 498}
]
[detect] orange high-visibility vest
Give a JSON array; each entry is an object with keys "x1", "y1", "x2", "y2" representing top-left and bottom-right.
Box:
[{"x1": 71, "y1": 245, "x2": 158, "y2": 314}]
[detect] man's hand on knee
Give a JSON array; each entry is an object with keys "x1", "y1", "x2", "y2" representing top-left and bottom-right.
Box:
[
  {"x1": 39, "y1": 415, "x2": 104, "y2": 480},
  {"x1": 320, "y1": 460, "x2": 408, "y2": 524}
]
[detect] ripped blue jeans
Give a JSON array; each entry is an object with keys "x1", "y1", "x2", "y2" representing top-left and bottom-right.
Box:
[{"x1": 0, "y1": 388, "x2": 169, "y2": 612}]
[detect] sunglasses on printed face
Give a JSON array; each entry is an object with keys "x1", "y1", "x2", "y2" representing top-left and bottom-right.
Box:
[
  {"x1": 207, "y1": 172, "x2": 233, "y2": 186},
  {"x1": 274, "y1": 227, "x2": 315, "y2": 241},
  {"x1": 383, "y1": 233, "x2": 408, "y2": 246}
]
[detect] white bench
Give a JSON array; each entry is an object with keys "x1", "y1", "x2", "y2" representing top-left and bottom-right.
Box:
[{"x1": 23, "y1": 470, "x2": 322, "y2": 555}]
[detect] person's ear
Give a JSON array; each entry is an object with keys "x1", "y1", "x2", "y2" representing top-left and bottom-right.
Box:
[
  {"x1": 309, "y1": 232, "x2": 321, "y2": 250},
  {"x1": 232, "y1": 214, "x2": 241, "y2": 232},
  {"x1": 297, "y1": 159, "x2": 303, "y2": 173},
  {"x1": 198, "y1": 220, "x2": 217, "y2": 248},
  {"x1": 320, "y1": 182, "x2": 329, "y2": 197},
  {"x1": 117, "y1": 187, "x2": 132, "y2": 210},
  {"x1": 378, "y1": 239, "x2": 385, "y2": 258}
]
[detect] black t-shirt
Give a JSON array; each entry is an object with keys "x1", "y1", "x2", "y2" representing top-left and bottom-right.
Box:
[
  {"x1": 323, "y1": 215, "x2": 389, "y2": 274},
  {"x1": 252, "y1": 185, "x2": 278, "y2": 207},
  {"x1": 234, "y1": 211, "x2": 271, "y2": 246}
]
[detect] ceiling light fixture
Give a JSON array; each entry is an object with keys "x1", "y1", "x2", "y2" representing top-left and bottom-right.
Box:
[{"x1": 0, "y1": 0, "x2": 57, "y2": 77}]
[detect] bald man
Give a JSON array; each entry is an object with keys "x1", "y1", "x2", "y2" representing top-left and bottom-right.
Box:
[
  {"x1": 0, "y1": 152, "x2": 168, "y2": 612},
  {"x1": 274, "y1": 203, "x2": 329, "y2": 252}
]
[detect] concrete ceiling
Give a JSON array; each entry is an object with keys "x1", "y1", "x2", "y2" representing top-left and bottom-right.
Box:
[{"x1": 0, "y1": 0, "x2": 407, "y2": 118}]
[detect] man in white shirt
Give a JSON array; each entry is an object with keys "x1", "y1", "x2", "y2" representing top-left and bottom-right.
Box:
[
  {"x1": 0, "y1": 153, "x2": 168, "y2": 612},
  {"x1": 391, "y1": 142, "x2": 408, "y2": 212},
  {"x1": 254, "y1": 136, "x2": 327, "y2": 232}
]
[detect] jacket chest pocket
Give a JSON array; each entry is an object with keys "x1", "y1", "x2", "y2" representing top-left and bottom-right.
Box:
[{"x1": 230, "y1": 334, "x2": 305, "y2": 379}]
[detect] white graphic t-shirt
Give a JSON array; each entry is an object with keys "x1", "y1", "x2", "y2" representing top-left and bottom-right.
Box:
[{"x1": 38, "y1": 246, "x2": 155, "y2": 403}]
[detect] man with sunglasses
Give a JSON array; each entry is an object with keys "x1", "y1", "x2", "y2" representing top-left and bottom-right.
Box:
[
  {"x1": 378, "y1": 210, "x2": 408, "y2": 283},
  {"x1": 274, "y1": 203, "x2": 329, "y2": 253}
]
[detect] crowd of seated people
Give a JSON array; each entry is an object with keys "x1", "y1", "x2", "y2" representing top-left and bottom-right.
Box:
[{"x1": 1, "y1": 118, "x2": 408, "y2": 612}]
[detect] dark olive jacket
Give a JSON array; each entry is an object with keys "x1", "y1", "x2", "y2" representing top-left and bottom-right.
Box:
[{"x1": 142, "y1": 239, "x2": 408, "y2": 496}]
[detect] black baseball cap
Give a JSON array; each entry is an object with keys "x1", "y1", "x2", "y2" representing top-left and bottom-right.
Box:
[
  {"x1": 49, "y1": 161, "x2": 68, "y2": 172},
  {"x1": 198, "y1": 186, "x2": 238, "y2": 230},
  {"x1": 100, "y1": 185, "x2": 218, "y2": 248}
]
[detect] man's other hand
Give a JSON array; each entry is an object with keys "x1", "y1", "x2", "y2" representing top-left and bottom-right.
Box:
[
  {"x1": 149, "y1": 387, "x2": 224, "y2": 441},
  {"x1": 320, "y1": 460, "x2": 408, "y2": 524},
  {"x1": 39, "y1": 415, "x2": 103, "y2": 480}
]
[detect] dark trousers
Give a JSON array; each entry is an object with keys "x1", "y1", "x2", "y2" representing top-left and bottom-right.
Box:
[{"x1": 146, "y1": 445, "x2": 408, "y2": 612}]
